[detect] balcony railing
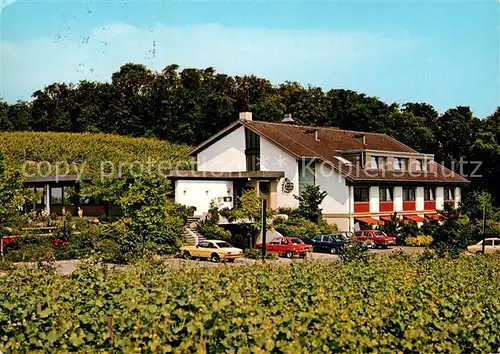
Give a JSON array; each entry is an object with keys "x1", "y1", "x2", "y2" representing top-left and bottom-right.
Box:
[
  {"x1": 403, "y1": 201, "x2": 416, "y2": 211},
  {"x1": 354, "y1": 202, "x2": 370, "y2": 213},
  {"x1": 379, "y1": 201, "x2": 394, "y2": 212}
]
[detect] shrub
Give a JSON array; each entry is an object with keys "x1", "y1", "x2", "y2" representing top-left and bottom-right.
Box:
[
  {"x1": 406, "y1": 235, "x2": 434, "y2": 247},
  {"x1": 3, "y1": 236, "x2": 54, "y2": 262},
  {"x1": 421, "y1": 219, "x2": 440, "y2": 237},
  {"x1": 399, "y1": 220, "x2": 421, "y2": 242},
  {"x1": 339, "y1": 242, "x2": 371, "y2": 263},
  {"x1": 244, "y1": 248, "x2": 278, "y2": 260},
  {"x1": 0, "y1": 260, "x2": 14, "y2": 271},
  {"x1": 196, "y1": 220, "x2": 231, "y2": 241},
  {"x1": 273, "y1": 216, "x2": 338, "y2": 239}
]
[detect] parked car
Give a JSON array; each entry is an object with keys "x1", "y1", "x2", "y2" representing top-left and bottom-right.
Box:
[
  {"x1": 304, "y1": 233, "x2": 352, "y2": 254},
  {"x1": 467, "y1": 238, "x2": 500, "y2": 254},
  {"x1": 256, "y1": 236, "x2": 313, "y2": 258},
  {"x1": 180, "y1": 240, "x2": 243, "y2": 262},
  {"x1": 353, "y1": 230, "x2": 396, "y2": 248}
]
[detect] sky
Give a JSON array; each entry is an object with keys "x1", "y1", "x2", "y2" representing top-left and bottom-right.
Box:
[{"x1": 0, "y1": 0, "x2": 498, "y2": 118}]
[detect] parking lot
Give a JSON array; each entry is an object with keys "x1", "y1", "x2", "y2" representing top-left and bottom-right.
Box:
[
  {"x1": 10, "y1": 246, "x2": 425, "y2": 275},
  {"x1": 163, "y1": 245, "x2": 425, "y2": 266}
]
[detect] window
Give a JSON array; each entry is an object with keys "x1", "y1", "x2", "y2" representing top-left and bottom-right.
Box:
[
  {"x1": 424, "y1": 188, "x2": 435, "y2": 201},
  {"x1": 313, "y1": 235, "x2": 322, "y2": 242},
  {"x1": 270, "y1": 238, "x2": 281, "y2": 245},
  {"x1": 215, "y1": 241, "x2": 232, "y2": 248},
  {"x1": 403, "y1": 187, "x2": 416, "y2": 201},
  {"x1": 298, "y1": 158, "x2": 315, "y2": 194},
  {"x1": 379, "y1": 187, "x2": 393, "y2": 202},
  {"x1": 259, "y1": 181, "x2": 270, "y2": 194},
  {"x1": 281, "y1": 239, "x2": 289, "y2": 245},
  {"x1": 444, "y1": 187, "x2": 455, "y2": 201},
  {"x1": 291, "y1": 238, "x2": 304, "y2": 245},
  {"x1": 245, "y1": 128, "x2": 260, "y2": 171},
  {"x1": 369, "y1": 156, "x2": 386, "y2": 169},
  {"x1": 484, "y1": 240, "x2": 493, "y2": 246},
  {"x1": 354, "y1": 187, "x2": 369, "y2": 202},
  {"x1": 198, "y1": 241, "x2": 210, "y2": 248},
  {"x1": 50, "y1": 187, "x2": 63, "y2": 205},
  {"x1": 422, "y1": 160, "x2": 429, "y2": 171},
  {"x1": 415, "y1": 160, "x2": 423, "y2": 171},
  {"x1": 394, "y1": 157, "x2": 408, "y2": 170},
  {"x1": 34, "y1": 187, "x2": 44, "y2": 204},
  {"x1": 322, "y1": 235, "x2": 332, "y2": 242}
]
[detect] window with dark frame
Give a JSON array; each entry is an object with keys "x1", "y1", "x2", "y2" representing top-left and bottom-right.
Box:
[
  {"x1": 444, "y1": 187, "x2": 455, "y2": 201},
  {"x1": 354, "y1": 187, "x2": 370, "y2": 202},
  {"x1": 50, "y1": 187, "x2": 64, "y2": 205},
  {"x1": 379, "y1": 187, "x2": 393, "y2": 202},
  {"x1": 298, "y1": 158, "x2": 315, "y2": 194},
  {"x1": 403, "y1": 187, "x2": 416, "y2": 201},
  {"x1": 245, "y1": 128, "x2": 260, "y2": 172},
  {"x1": 424, "y1": 188, "x2": 435, "y2": 201}
]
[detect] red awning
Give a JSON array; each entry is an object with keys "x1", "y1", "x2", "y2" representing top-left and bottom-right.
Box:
[
  {"x1": 379, "y1": 215, "x2": 392, "y2": 221},
  {"x1": 404, "y1": 215, "x2": 425, "y2": 223},
  {"x1": 355, "y1": 217, "x2": 381, "y2": 225},
  {"x1": 425, "y1": 213, "x2": 442, "y2": 221}
]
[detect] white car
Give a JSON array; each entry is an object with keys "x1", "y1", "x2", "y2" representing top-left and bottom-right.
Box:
[{"x1": 467, "y1": 238, "x2": 500, "y2": 254}]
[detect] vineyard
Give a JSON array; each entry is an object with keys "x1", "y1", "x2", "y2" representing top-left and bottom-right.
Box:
[
  {"x1": 0, "y1": 131, "x2": 191, "y2": 177},
  {"x1": 1, "y1": 254, "x2": 499, "y2": 353}
]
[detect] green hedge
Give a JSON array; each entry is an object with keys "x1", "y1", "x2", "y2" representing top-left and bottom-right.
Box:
[{"x1": 1, "y1": 254, "x2": 499, "y2": 352}]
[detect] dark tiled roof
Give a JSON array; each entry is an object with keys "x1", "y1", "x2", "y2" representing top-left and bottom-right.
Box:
[
  {"x1": 191, "y1": 119, "x2": 469, "y2": 184},
  {"x1": 243, "y1": 121, "x2": 468, "y2": 184},
  {"x1": 244, "y1": 120, "x2": 417, "y2": 153}
]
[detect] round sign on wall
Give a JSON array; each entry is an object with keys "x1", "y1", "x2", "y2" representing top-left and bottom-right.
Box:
[{"x1": 282, "y1": 178, "x2": 294, "y2": 193}]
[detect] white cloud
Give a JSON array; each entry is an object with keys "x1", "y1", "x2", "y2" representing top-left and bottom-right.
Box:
[
  {"x1": 0, "y1": 0, "x2": 17, "y2": 13},
  {"x1": 1, "y1": 23, "x2": 423, "y2": 101}
]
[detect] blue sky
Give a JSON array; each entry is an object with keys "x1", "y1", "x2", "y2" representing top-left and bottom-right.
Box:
[{"x1": 1, "y1": 0, "x2": 498, "y2": 117}]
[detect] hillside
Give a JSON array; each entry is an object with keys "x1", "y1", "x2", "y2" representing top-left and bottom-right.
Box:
[{"x1": 0, "y1": 131, "x2": 191, "y2": 178}]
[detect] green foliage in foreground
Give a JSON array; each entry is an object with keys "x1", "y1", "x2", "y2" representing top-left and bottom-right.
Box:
[{"x1": 1, "y1": 255, "x2": 499, "y2": 353}]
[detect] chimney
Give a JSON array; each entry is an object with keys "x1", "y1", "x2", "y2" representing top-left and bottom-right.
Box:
[
  {"x1": 239, "y1": 112, "x2": 252, "y2": 121},
  {"x1": 282, "y1": 113, "x2": 295, "y2": 124}
]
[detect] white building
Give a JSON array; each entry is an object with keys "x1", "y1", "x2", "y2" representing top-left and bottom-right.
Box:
[{"x1": 171, "y1": 112, "x2": 469, "y2": 231}]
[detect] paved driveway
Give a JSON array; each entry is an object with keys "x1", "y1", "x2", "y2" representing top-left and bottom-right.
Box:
[{"x1": 5, "y1": 246, "x2": 425, "y2": 275}]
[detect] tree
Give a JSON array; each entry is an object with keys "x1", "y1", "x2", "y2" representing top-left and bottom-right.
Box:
[
  {"x1": 433, "y1": 202, "x2": 473, "y2": 257},
  {"x1": 294, "y1": 185, "x2": 327, "y2": 223},
  {"x1": 222, "y1": 190, "x2": 265, "y2": 248}
]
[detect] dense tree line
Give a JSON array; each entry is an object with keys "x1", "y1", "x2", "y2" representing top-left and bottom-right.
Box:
[{"x1": 1, "y1": 63, "x2": 499, "y2": 204}]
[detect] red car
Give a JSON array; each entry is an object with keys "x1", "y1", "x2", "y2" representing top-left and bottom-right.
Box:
[
  {"x1": 257, "y1": 236, "x2": 313, "y2": 258},
  {"x1": 354, "y1": 230, "x2": 396, "y2": 248}
]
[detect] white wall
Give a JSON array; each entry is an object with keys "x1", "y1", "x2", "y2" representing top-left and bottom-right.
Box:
[
  {"x1": 260, "y1": 137, "x2": 299, "y2": 208},
  {"x1": 175, "y1": 180, "x2": 233, "y2": 216},
  {"x1": 394, "y1": 186, "x2": 403, "y2": 211},
  {"x1": 197, "y1": 126, "x2": 246, "y2": 172},
  {"x1": 369, "y1": 186, "x2": 379, "y2": 213},
  {"x1": 436, "y1": 187, "x2": 444, "y2": 210},
  {"x1": 416, "y1": 186, "x2": 424, "y2": 211},
  {"x1": 315, "y1": 162, "x2": 350, "y2": 214}
]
